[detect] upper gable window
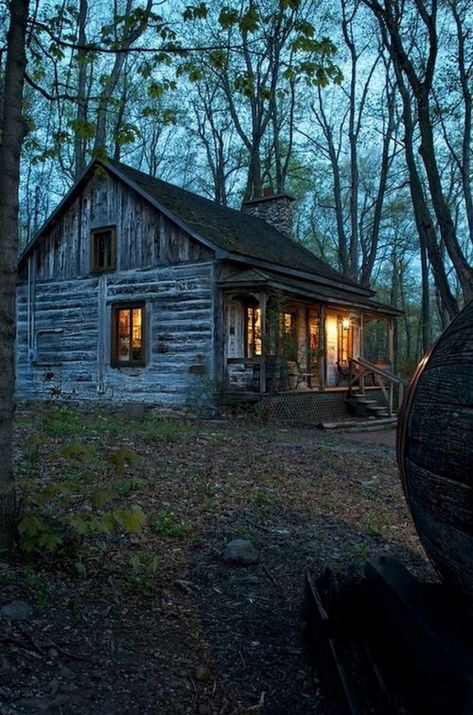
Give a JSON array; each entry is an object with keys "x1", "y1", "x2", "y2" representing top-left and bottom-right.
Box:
[{"x1": 91, "y1": 227, "x2": 116, "y2": 273}]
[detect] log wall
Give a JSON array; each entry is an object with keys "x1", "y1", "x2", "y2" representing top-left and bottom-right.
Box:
[
  {"x1": 16, "y1": 264, "x2": 215, "y2": 406},
  {"x1": 16, "y1": 170, "x2": 216, "y2": 406}
]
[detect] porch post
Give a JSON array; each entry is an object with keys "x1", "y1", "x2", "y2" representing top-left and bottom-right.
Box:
[
  {"x1": 388, "y1": 317, "x2": 394, "y2": 370},
  {"x1": 359, "y1": 311, "x2": 364, "y2": 359},
  {"x1": 260, "y1": 293, "x2": 267, "y2": 393},
  {"x1": 388, "y1": 317, "x2": 394, "y2": 415},
  {"x1": 319, "y1": 304, "x2": 326, "y2": 391}
]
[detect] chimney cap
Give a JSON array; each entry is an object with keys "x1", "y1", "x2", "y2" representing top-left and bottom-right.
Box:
[{"x1": 241, "y1": 190, "x2": 296, "y2": 208}]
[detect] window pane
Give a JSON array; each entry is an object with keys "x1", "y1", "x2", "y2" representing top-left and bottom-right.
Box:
[
  {"x1": 254, "y1": 308, "x2": 262, "y2": 356},
  {"x1": 309, "y1": 313, "x2": 319, "y2": 366},
  {"x1": 93, "y1": 230, "x2": 113, "y2": 271},
  {"x1": 118, "y1": 309, "x2": 131, "y2": 362},
  {"x1": 246, "y1": 306, "x2": 261, "y2": 358},
  {"x1": 131, "y1": 308, "x2": 142, "y2": 361}
]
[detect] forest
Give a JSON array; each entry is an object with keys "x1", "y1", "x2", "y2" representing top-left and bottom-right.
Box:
[
  {"x1": 1, "y1": 2, "x2": 473, "y2": 711},
  {"x1": 3, "y1": 0, "x2": 472, "y2": 374}
]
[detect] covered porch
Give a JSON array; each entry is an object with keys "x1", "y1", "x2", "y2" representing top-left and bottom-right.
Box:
[{"x1": 219, "y1": 268, "x2": 402, "y2": 420}]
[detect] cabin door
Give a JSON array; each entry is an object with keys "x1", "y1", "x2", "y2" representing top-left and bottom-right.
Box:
[{"x1": 325, "y1": 311, "x2": 357, "y2": 386}]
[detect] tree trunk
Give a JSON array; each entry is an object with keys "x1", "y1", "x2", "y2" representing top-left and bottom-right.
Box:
[
  {"x1": 73, "y1": 0, "x2": 88, "y2": 179},
  {"x1": 419, "y1": 228, "x2": 432, "y2": 351},
  {"x1": 93, "y1": 0, "x2": 152, "y2": 157},
  {"x1": 363, "y1": 0, "x2": 471, "y2": 310},
  {"x1": 417, "y1": 95, "x2": 473, "y2": 302},
  {"x1": 0, "y1": 0, "x2": 30, "y2": 552}
]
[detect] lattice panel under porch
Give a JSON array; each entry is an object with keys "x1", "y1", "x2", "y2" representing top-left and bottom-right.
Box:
[{"x1": 259, "y1": 391, "x2": 350, "y2": 423}]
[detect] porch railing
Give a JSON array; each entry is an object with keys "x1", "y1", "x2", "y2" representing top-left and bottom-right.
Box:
[
  {"x1": 226, "y1": 357, "x2": 267, "y2": 393},
  {"x1": 348, "y1": 356, "x2": 408, "y2": 416},
  {"x1": 226, "y1": 356, "x2": 306, "y2": 394}
]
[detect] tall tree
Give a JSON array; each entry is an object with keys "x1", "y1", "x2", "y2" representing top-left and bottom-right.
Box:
[
  {"x1": 93, "y1": 0, "x2": 153, "y2": 157},
  {"x1": 362, "y1": 0, "x2": 473, "y2": 311},
  {"x1": 0, "y1": 0, "x2": 30, "y2": 551},
  {"x1": 182, "y1": 0, "x2": 340, "y2": 199},
  {"x1": 304, "y1": 2, "x2": 398, "y2": 285}
]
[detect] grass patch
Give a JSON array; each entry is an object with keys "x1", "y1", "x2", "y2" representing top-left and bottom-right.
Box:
[
  {"x1": 104, "y1": 446, "x2": 140, "y2": 475},
  {"x1": 152, "y1": 511, "x2": 186, "y2": 538},
  {"x1": 136, "y1": 416, "x2": 196, "y2": 443},
  {"x1": 112, "y1": 476, "x2": 149, "y2": 496},
  {"x1": 128, "y1": 552, "x2": 160, "y2": 595},
  {"x1": 41, "y1": 406, "x2": 84, "y2": 437},
  {"x1": 251, "y1": 487, "x2": 281, "y2": 512},
  {"x1": 57, "y1": 442, "x2": 97, "y2": 463}
]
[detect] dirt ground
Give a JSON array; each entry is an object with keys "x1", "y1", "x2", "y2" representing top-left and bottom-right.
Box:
[{"x1": 0, "y1": 408, "x2": 432, "y2": 714}]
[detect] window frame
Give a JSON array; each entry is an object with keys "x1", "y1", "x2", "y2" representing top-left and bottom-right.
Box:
[
  {"x1": 91, "y1": 226, "x2": 117, "y2": 273},
  {"x1": 244, "y1": 302, "x2": 262, "y2": 358},
  {"x1": 111, "y1": 302, "x2": 146, "y2": 368}
]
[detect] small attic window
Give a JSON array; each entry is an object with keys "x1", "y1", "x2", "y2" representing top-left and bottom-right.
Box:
[{"x1": 91, "y1": 227, "x2": 116, "y2": 273}]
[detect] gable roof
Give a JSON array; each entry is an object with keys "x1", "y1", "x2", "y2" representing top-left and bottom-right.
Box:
[
  {"x1": 20, "y1": 158, "x2": 377, "y2": 300},
  {"x1": 104, "y1": 159, "x2": 369, "y2": 293}
]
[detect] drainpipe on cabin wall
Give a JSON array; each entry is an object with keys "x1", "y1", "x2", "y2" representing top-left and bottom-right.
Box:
[{"x1": 27, "y1": 254, "x2": 36, "y2": 361}]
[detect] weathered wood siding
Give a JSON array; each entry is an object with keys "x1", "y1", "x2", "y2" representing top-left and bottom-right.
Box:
[
  {"x1": 16, "y1": 169, "x2": 217, "y2": 406},
  {"x1": 32, "y1": 170, "x2": 212, "y2": 281},
  {"x1": 17, "y1": 264, "x2": 215, "y2": 406}
]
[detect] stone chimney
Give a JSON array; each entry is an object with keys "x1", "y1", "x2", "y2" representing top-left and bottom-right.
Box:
[{"x1": 241, "y1": 187, "x2": 296, "y2": 238}]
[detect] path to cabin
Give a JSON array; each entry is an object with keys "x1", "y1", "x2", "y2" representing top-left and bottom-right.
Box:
[{"x1": 1, "y1": 407, "x2": 433, "y2": 714}]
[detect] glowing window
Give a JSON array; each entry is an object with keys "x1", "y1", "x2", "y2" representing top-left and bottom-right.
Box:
[
  {"x1": 112, "y1": 303, "x2": 145, "y2": 367},
  {"x1": 338, "y1": 316, "x2": 353, "y2": 364},
  {"x1": 246, "y1": 305, "x2": 262, "y2": 357}
]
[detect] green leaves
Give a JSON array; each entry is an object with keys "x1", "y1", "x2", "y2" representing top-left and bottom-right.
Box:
[
  {"x1": 176, "y1": 62, "x2": 205, "y2": 82},
  {"x1": 218, "y1": 7, "x2": 239, "y2": 29},
  {"x1": 152, "y1": 511, "x2": 186, "y2": 538},
  {"x1": 112, "y1": 506, "x2": 147, "y2": 533},
  {"x1": 48, "y1": 43, "x2": 65, "y2": 61},
  {"x1": 91, "y1": 487, "x2": 119, "y2": 508},
  {"x1": 240, "y1": 5, "x2": 260, "y2": 33},
  {"x1": 114, "y1": 123, "x2": 140, "y2": 147},
  {"x1": 68, "y1": 119, "x2": 96, "y2": 140},
  {"x1": 17, "y1": 515, "x2": 63, "y2": 553},
  {"x1": 218, "y1": 5, "x2": 259, "y2": 32},
  {"x1": 279, "y1": 0, "x2": 301, "y2": 9},
  {"x1": 234, "y1": 71, "x2": 255, "y2": 98},
  {"x1": 209, "y1": 49, "x2": 228, "y2": 71},
  {"x1": 183, "y1": 3, "x2": 208, "y2": 22},
  {"x1": 148, "y1": 79, "x2": 177, "y2": 99}
]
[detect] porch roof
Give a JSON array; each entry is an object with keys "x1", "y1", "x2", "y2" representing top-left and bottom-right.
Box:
[{"x1": 219, "y1": 268, "x2": 402, "y2": 317}]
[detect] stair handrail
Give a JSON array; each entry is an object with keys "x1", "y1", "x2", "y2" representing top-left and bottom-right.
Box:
[{"x1": 348, "y1": 356, "x2": 408, "y2": 416}]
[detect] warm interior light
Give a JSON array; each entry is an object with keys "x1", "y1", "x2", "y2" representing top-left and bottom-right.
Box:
[{"x1": 342, "y1": 317, "x2": 350, "y2": 330}]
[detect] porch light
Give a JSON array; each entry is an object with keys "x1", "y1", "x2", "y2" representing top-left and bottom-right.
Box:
[{"x1": 342, "y1": 317, "x2": 351, "y2": 331}]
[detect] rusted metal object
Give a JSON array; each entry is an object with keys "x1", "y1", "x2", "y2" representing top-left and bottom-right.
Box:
[{"x1": 397, "y1": 300, "x2": 473, "y2": 598}]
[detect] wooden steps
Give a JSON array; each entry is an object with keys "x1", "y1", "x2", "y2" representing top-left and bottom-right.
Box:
[{"x1": 346, "y1": 392, "x2": 390, "y2": 420}]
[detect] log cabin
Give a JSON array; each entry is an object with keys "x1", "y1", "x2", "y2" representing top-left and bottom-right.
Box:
[{"x1": 16, "y1": 158, "x2": 402, "y2": 422}]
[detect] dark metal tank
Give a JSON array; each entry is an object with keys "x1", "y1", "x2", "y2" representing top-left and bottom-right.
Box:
[{"x1": 398, "y1": 301, "x2": 473, "y2": 598}]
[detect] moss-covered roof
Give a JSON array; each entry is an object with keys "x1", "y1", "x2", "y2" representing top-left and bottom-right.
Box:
[
  {"x1": 20, "y1": 159, "x2": 385, "y2": 306},
  {"x1": 106, "y1": 159, "x2": 368, "y2": 293}
]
